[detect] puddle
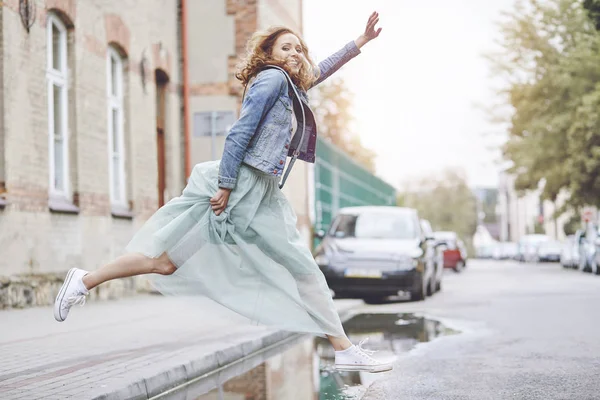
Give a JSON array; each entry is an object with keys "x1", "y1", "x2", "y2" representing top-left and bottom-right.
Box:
[{"x1": 157, "y1": 313, "x2": 459, "y2": 400}]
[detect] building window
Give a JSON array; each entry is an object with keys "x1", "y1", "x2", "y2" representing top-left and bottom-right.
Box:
[
  {"x1": 107, "y1": 47, "x2": 126, "y2": 208},
  {"x1": 46, "y1": 14, "x2": 69, "y2": 198}
]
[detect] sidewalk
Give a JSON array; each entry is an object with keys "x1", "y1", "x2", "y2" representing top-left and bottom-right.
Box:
[{"x1": 0, "y1": 295, "x2": 361, "y2": 400}]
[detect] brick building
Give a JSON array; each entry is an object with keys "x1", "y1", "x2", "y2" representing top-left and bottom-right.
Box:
[{"x1": 0, "y1": 0, "x2": 306, "y2": 308}]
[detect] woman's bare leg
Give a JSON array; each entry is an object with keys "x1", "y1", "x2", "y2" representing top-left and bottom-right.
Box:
[
  {"x1": 327, "y1": 335, "x2": 353, "y2": 351},
  {"x1": 82, "y1": 252, "x2": 176, "y2": 290}
]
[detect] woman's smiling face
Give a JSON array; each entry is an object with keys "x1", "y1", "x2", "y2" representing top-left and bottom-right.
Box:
[{"x1": 271, "y1": 32, "x2": 305, "y2": 74}]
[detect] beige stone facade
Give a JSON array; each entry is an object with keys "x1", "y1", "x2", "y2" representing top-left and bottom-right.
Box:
[{"x1": 0, "y1": 0, "x2": 182, "y2": 307}]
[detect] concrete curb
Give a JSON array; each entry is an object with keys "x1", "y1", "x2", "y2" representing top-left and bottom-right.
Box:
[{"x1": 91, "y1": 300, "x2": 362, "y2": 400}]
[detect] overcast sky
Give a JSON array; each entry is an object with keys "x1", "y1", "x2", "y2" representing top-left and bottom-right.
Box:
[{"x1": 303, "y1": 0, "x2": 517, "y2": 190}]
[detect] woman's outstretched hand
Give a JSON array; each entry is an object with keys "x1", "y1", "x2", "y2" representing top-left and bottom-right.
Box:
[
  {"x1": 355, "y1": 11, "x2": 382, "y2": 49},
  {"x1": 210, "y1": 188, "x2": 232, "y2": 216}
]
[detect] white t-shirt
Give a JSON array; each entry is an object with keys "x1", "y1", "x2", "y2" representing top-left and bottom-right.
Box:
[{"x1": 290, "y1": 107, "x2": 298, "y2": 137}]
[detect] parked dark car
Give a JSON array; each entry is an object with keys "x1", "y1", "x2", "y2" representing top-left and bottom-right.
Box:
[
  {"x1": 433, "y1": 231, "x2": 468, "y2": 272},
  {"x1": 313, "y1": 206, "x2": 441, "y2": 302}
]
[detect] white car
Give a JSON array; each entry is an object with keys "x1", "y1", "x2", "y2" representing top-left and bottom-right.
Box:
[
  {"x1": 536, "y1": 240, "x2": 563, "y2": 262},
  {"x1": 578, "y1": 225, "x2": 599, "y2": 274},
  {"x1": 492, "y1": 242, "x2": 519, "y2": 260},
  {"x1": 517, "y1": 234, "x2": 550, "y2": 262},
  {"x1": 561, "y1": 235, "x2": 580, "y2": 269}
]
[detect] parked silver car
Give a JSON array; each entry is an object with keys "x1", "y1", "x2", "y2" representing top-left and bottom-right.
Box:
[{"x1": 313, "y1": 206, "x2": 443, "y2": 303}]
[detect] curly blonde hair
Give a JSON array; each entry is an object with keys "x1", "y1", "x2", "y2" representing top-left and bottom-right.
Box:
[{"x1": 235, "y1": 26, "x2": 319, "y2": 92}]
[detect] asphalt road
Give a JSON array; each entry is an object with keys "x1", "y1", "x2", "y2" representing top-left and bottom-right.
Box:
[{"x1": 361, "y1": 259, "x2": 600, "y2": 400}]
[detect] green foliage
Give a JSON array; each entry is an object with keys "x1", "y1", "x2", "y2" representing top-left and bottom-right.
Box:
[
  {"x1": 533, "y1": 221, "x2": 545, "y2": 234},
  {"x1": 478, "y1": 188, "x2": 499, "y2": 223},
  {"x1": 311, "y1": 78, "x2": 376, "y2": 172},
  {"x1": 396, "y1": 193, "x2": 406, "y2": 206},
  {"x1": 401, "y1": 169, "x2": 478, "y2": 242},
  {"x1": 488, "y1": 0, "x2": 600, "y2": 211},
  {"x1": 584, "y1": 0, "x2": 600, "y2": 30},
  {"x1": 565, "y1": 84, "x2": 600, "y2": 208},
  {"x1": 563, "y1": 212, "x2": 583, "y2": 235}
]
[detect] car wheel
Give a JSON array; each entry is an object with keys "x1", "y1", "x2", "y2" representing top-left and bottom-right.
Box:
[
  {"x1": 581, "y1": 257, "x2": 591, "y2": 273},
  {"x1": 592, "y1": 259, "x2": 599, "y2": 275},
  {"x1": 427, "y1": 278, "x2": 435, "y2": 296},
  {"x1": 410, "y1": 276, "x2": 426, "y2": 301},
  {"x1": 453, "y1": 261, "x2": 465, "y2": 273}
]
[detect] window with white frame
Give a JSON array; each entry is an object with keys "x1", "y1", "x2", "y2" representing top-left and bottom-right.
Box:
[
  {"x1": 46, "y1": 14, "x2": 69, "y2": 197},
  {"x1": 107, "y1": 47, "x2": 127, "y2": 207}
]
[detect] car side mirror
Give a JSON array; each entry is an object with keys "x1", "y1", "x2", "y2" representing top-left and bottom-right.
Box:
[{"x1": 314, "y1": 229, "x2": 326, "y2": 240}]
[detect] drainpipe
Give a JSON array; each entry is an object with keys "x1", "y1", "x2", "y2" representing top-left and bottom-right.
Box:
[{"x1": 181, "y1": 0, "x2": 191, "y2": 178}]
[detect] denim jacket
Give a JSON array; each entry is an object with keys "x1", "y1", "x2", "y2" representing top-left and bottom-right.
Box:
[{"x1": 218, "y1": 40, "x2": 361, "y2": 190}]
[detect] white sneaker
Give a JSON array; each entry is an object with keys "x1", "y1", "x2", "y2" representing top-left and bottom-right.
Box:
[
  {"x1": 334, "y1": 338, "x2": 394, "y2": 373},
  {"x1": 54, "y1": 268, "x2": 89, "y2": 322}
]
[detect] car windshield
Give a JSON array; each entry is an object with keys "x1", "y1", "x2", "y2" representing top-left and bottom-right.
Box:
[{"x1": 330, "y1": 212, "x2": 418, "y2": 240}]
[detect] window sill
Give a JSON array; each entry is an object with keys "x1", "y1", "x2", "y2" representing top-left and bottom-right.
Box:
[
  {"x1": 111, "y1": 205, "x2": 134, "y2": 220},
  {"x1": 49, "y1": 196, "x2": 80, "y2": 214}
]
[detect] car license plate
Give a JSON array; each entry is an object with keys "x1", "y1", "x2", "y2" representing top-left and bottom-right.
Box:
[{"x1": 344, "y1": 269, "x2": 382, "y2": 279}]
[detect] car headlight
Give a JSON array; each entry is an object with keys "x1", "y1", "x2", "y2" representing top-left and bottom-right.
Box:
[
  {"x1": 395, "y1": 255, "x2": 418, "y2": 270},
  {"x1": 315, "y1": 254, "x2": 329, "y2": 266}
]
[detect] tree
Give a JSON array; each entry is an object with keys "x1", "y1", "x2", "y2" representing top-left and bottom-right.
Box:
[
  {"x1": 401, "y1": 168, "x2": 478, "y2": 243},
  {"x1": 396, "y1": 192, "x2": 406, "y2": 207},
  {"x1": 487, "y1": 0, "x2": 600, "y2": 211},
  {"x1": 563, "y1": 212, "x2": 583, "y2": 235},
  {"x1": 584, "y1": 0, "x2": 600, "y2": 30},
  {"x1": 311, "y1": 78, "x2": 376, "y2": 172}
]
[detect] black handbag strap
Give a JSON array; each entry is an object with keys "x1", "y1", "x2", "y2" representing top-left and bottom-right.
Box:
[{"x1": 242, "y1": 65, "x2": 306, "y2": 189}]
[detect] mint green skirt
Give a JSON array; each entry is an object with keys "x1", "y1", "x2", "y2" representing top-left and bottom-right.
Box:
[{"x1": 126, "y1": 160, "x2": 345, "y2": 338}]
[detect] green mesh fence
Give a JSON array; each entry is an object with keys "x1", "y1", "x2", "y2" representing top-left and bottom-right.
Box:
[{"x1": 314, "y1": 138, "x2": 397, "y2": 247}]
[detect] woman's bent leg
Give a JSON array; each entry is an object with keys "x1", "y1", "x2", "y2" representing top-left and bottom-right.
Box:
[
  {"x1": 327, "y1": 335, "x2": 353, "y2": 351},
  {"x1": 82, "y1": 252, "x2": 176, "y2": 290}
]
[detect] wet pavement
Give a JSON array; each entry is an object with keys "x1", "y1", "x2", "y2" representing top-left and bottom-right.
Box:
[
  {"x1": 156, "y1": 313, "x2": 458, "y2": 400},
  {"x1": 361, "y1": 260, "x2": 600, "y2": 399}
]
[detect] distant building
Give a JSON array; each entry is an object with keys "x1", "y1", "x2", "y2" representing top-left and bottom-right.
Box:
[
  {"x1": 497, "y1": 170, "x2": 569, "y2": 242},
  {"x1": 474, "y1": 187, "x2": 500, "y2": 240}
]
